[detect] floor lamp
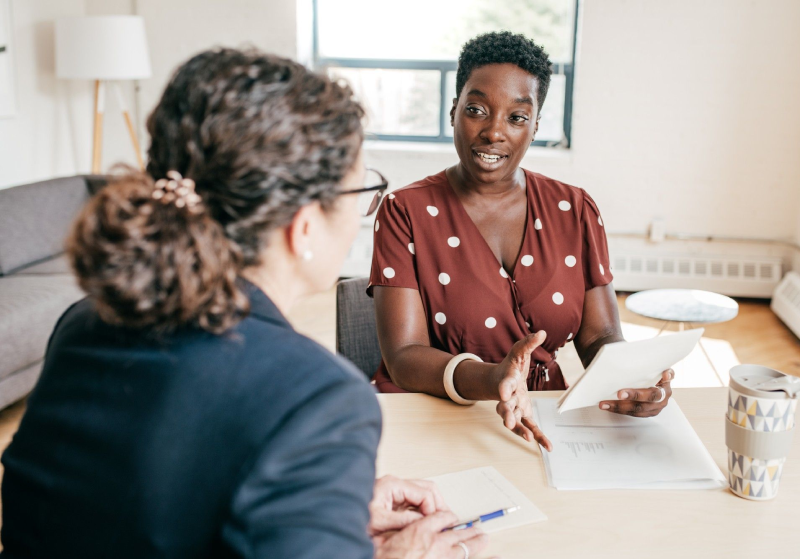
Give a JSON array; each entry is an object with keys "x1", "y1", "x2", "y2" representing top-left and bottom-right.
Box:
[{"x1": 55, "y1": 16, "x2": 151, "y2": 174}]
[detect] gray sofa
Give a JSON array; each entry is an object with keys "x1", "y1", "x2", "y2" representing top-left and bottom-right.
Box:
[{"x1": 0, "y1": 175, "x2": 106, "y2": 410}]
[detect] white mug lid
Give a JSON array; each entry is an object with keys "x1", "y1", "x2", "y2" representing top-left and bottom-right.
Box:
[{"x1": 729, "y1": 365, "x2": 800, "y2": 400}]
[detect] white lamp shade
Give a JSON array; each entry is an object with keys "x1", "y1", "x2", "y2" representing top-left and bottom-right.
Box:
[{"x1": 56, "y1": 16, "x2": 151, "y2": 80}]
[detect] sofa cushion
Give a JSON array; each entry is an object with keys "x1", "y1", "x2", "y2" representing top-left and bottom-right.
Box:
[
  {"x1": 0, "y1": 274, "x2": 85, "y2": 380},
  {"x1": 0, "y1": 176, "x2": 90, "y2": 275}
]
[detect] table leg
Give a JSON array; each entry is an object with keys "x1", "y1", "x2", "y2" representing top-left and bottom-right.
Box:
[
  {"x1": 687, "y1": 322, "x2": 725, "y2": 386},
  {"x1": 656, "y1": 321, "x2": 670, "y2": 336}
]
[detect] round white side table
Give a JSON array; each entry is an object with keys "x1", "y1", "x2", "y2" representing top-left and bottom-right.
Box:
[{"x1": 625, "y1": 289, "x2": 739, "y2": 384}]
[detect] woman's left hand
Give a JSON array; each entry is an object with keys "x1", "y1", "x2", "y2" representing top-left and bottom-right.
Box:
[{"x1": 599, "y1": 369, "x2": 674, "y2": 417}]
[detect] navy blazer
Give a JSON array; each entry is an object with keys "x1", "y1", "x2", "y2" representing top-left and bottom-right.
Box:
[{"x1": 1, "y1": 280, "x2": 382, "y2": 558}]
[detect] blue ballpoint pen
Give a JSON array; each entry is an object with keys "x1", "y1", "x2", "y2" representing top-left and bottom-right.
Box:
[{"x1": 443, "y1": 506, "x2": 520, "y2": 532}]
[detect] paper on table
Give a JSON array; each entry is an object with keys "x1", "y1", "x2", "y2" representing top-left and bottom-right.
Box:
[
  {"x1": 533, "y1": 398, "x2": 726, "y2": 490},
  {"x1": 425, "y1": 467, "x2": 547, "y2": 533},
  {"x1": 557, "y1": 329, "x2": 704, "y2": 413}
]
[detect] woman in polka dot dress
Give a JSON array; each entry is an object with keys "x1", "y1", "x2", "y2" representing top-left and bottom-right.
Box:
[{"x1": 368, "y1": 32, "x2": 674, "y2": 448}]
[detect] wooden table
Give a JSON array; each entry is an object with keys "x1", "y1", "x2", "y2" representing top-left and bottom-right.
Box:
[{"x1": 376, "y1": 388, "x2": 795, "y2": 558}]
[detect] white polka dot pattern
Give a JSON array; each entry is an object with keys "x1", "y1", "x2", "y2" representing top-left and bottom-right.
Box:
[{"x1": 366, "y1": 170, "x2": 613, "y2": 390}]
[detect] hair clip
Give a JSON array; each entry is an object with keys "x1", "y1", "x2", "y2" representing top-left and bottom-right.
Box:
[{"x1": 152, "y1": 171, "x2": 202, "y2": 212}]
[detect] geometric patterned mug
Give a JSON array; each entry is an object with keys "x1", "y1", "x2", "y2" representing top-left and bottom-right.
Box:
[{"x1": 726, "y1": 365, "x2": 799, "y2": 500}]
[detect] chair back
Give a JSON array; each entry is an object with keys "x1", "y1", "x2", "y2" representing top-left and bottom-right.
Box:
[{"x1": 335, "y1": 277, "x2": 382, "y2": 378}]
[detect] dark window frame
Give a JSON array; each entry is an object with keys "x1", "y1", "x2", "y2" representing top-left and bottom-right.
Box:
[{"x1": 312, "y1": 0, "x2": 579, "y2": 147}]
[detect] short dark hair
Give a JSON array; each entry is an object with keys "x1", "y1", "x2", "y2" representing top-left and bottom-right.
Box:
[{"x1": 455, "y1": 31, "x2": 552, "y2": 112}]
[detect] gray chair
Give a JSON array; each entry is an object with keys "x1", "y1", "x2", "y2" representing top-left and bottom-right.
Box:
[{"x1": 336, "y1": 277, "x2": 382, "y2": 378}]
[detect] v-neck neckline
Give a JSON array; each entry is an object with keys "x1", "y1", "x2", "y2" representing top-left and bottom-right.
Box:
[{"x1": 441, "y1": 168, "x2": 531, "y2": 280}]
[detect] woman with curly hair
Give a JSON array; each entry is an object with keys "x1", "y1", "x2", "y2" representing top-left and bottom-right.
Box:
[
  {"x1": 0, "y1": 48, "x2": 486, "y2": 559},
  {"x1": 370, "y1": 32, "x2": 675, "y2": 445}
]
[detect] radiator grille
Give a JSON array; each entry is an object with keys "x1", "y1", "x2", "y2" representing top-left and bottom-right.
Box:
[{"x1": 611, "y1": 254, "x2": 783, "y2": 298}]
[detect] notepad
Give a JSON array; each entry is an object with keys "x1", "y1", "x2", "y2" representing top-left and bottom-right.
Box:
[
  {"x1": 533, "y1": 398, "x2": 726, "y2": 490},
  {"x1": 425, "y1": 467, "x2": 547, "y2": 533},
  {"x1": 557, "y1": 329, "x2": 704, "y2": 413}
]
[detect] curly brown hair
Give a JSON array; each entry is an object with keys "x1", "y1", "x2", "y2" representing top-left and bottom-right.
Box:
[{"x1": 67, "y1": 48, "x2": 365, "y2": 334}]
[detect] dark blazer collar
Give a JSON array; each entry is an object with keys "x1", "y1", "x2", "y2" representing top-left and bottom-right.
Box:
[{"x1": 238, "y1": 278, "x2": 294, "y2": 329}]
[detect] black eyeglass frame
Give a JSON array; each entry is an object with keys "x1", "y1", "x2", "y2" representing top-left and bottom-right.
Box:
[{"x1": 335, "y1": 167, "x2": 389, "y2": 217}]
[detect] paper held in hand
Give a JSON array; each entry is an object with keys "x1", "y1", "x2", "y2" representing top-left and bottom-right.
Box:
[{"x1": 557, "y1": 329, "x2": 704, "y2": 413}]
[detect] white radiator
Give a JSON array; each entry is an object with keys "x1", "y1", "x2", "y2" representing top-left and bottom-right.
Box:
[
  {"x1": 771, "y1": 271, "x2": 800, "y2": 339},
  {"x1": 342, "y1": 227, "x2": 787, "y2": 300},
  {"x1": 610, "y1": 253, "x2": 783, "y2": 298}
]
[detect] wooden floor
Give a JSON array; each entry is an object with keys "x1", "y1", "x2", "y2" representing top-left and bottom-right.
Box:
[
  {"x1": 0, "y1": 291, "x2": 798, "y2": 539},
  {"x1": 617, "y1": 293, "x2": 800, "y2": 379}
]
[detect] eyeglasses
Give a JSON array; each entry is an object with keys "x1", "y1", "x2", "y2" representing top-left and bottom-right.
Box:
[{"x1": 336, "y1": 167, "x2": 389, "y2": 217}]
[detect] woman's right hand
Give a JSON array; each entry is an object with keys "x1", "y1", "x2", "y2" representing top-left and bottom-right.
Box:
[
  {"x1": 374, "y1": 511, "x2": 489, "y2": 559},
  {"x1": 368, "y1": 476, "x2": 448, "y2": 539},
  {"x1": 491, "y1": 330, "x2": 553, "y2": 451}
]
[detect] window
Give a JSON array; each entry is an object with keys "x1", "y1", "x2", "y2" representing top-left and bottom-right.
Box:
[{"x1": 313, "y1": 0, "x2": 579, "y2": 146}]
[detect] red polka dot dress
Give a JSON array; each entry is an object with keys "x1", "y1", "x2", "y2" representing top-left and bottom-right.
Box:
[{"x1": 367, "y1": 169, "x2": 613, "y2": 394}]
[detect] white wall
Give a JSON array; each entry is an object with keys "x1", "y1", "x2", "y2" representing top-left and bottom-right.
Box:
[
  {"x1": 278, "y1": 0, "x2": 800, "y2": 274},
  {"x1": 571, "y1": 0, "x2": 800, "y2": 239},
  {"x1": 366, "y1": 0, "x2": 800, "y2": 268},
  {"x1": 134, "y1": 0, "x2": 800, "y2": 274},
  {"x1": 4, "y1": 0, "x2": 800, "y2": 274},
  {"x1": 0, "y1": 0, "x2": 141, "y2": 190},
  {"x1": 795, "y1": 209, "x2": 800, "y2": 272},
  {"x1": 135, "y1": 0, "x2": 298, "y2": 121},
  {"x1": 0, "y1": 0, "x2": 93, "y2": 189}
]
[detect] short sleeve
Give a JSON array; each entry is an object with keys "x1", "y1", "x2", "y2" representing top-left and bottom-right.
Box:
[
  {"x1": 580, "y1": 189, "x2": 613, "y2": 290},
  {"x1": 367, "y1": 195, "x2": 419, "y2": 297},
  {"x1": 223, "y1": 378, "x2": 382, "y2": 559}
]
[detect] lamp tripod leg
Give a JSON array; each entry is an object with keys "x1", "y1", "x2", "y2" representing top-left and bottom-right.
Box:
[
  {"x1": 91, "y1": 80, "x2": 105, "y2": 174},
  {"x1": 114, "y1": 82, "x2": 144, "y2": 170}
]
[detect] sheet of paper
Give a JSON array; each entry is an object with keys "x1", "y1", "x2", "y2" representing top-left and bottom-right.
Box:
[
  {"x1": 558, "y1": 329, "x2": 704, "y2": 413},
  {"x1": 533, "y1": 398, "x2": 726, "y2": 491},
  {"x1": 425, "y1": 466, "x2": 547, "y2": 533}
]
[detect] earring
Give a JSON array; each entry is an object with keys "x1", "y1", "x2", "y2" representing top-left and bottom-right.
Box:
[{"x1": 302, "y1": 250, "x2": 313, "y2": 261}]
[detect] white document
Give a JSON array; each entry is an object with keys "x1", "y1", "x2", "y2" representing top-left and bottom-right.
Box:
[
  {"x1": 557, "y1": 329, "x2": 704, "y2": 413},
  {"x1": 425, "y1": 467, "x2": 547, "y2": 533},
  {"x1": 533, "y1": 398, "x2": 726, "y2": 490}
]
